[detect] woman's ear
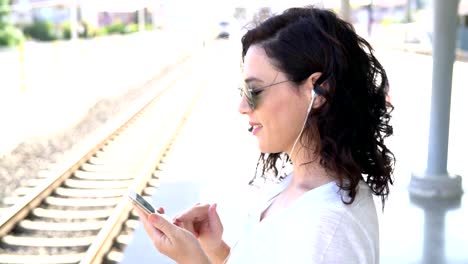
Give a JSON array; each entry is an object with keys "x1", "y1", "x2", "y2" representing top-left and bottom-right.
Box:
[
  {"x1": 308, "y1": 72, "x2": 322, "y2": 85},
  {"x1": 305, "y1": 72, "x2": 327, "y2": 108}
]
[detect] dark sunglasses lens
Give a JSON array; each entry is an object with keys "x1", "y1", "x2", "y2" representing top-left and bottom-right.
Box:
[
  {"x1": 238, "y1": 86, "x2": 244, "y2": 97},
  {"x1": 245, "y1": 89, "x2": 255, "y2": 109},
  {"x1": 239, "y1": 85, "x2": 256, "y2": 109}
]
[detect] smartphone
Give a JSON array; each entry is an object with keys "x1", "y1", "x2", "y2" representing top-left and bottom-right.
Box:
[{"x1": 127, "y1": 190, "x2": 155, "y2": 215}]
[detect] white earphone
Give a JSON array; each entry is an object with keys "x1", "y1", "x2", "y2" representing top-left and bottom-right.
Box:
[{"x1": 289, "y1": 84, "x2": 319, "y2": 159}]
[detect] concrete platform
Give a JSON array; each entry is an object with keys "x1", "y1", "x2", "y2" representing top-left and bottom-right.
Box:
[
  {"x1": 120, "y1": 39, "x2": 257, "y2": 263},
  {"x1": 120, "y1": 38, "x2": 468, "y2": 264}
]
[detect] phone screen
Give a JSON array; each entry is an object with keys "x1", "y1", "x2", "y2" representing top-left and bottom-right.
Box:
[{"x1": 128, "y1": 191, "x2": 155, "y2": 215}]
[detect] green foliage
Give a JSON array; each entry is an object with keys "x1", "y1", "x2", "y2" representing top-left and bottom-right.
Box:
[
  {"x1": 104, "y1": 20, "x2": 126, "y2": 34},
  {"x1": 381, "y1": 17, "x2": 401, "y2": 26},
  {"x1": 124, "y1": 23, "x2": 138, "y2": 34},
  {"x1": 0, "y1": 25, "x2": 24, "y2": 46},
  {"x1": 80, "y1": 21, "x2": 98, "y2": 38},
  {"x1": 0, "y1": 0, "x2": 10, "y2": 28},
  {"x1": 0, "y1": 0, "x2": 25, "y2": 47},
  {"x1": 96, "y1": 21, "x2": 147, "y2": 36},
  {"x1": 145, "y1": 23, "x2": 154, "y2": 31},
  {"x1": 62, "y1": 21, "x2": 98, "y2": 39},
  {"x1": 61, "y1": 22, "x2": 71, "y2": 39},
  {"x1": 23, "y1": 20, "x2": 57, "y2": 41}
]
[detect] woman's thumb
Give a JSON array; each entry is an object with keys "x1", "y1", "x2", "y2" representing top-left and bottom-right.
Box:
[
  {"x1": 208, "y1": 203, "x2": 222, "y2": 226},
  {"x1": 149, "y1": 213, "x2": 173, "y2": 236}
]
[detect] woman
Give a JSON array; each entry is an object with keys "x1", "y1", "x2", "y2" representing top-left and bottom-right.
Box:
[{"x1": 134, "y1": 6, "x2": 394, "y2": 264}]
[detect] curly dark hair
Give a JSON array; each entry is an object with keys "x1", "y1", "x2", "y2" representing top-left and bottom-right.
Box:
[{"x1": 241, "y1": 6, "x2": 395, "y2": 208}]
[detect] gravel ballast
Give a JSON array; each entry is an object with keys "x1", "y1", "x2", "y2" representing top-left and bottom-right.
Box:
[{"x1": 0, "y1": 60, "x2": 183, "y2": 207}]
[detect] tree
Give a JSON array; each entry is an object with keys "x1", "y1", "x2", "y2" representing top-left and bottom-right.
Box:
[
  {"x1": 0, "y1": 0, "x2": 10, "y2": 28},
  {"x1": 252, "y1": 7, "x2": 272, "y2": 25},
  {"x1": 0, "y1": 0, "x2": 24, "y2": 47},
  {"x1": 234, "y1": 7, "x2": 247, "y2": 21}
]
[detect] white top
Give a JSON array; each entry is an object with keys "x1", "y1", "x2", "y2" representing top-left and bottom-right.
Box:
[{"x1": 226, "y1": 176, "x2": 379, "y2": 264}]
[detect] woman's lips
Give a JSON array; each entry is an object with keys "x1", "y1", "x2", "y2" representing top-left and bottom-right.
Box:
[
  {"x1": 251, "y1": 125, "x2": 263, "y2": 135},
  {"x1": 249, "y1": 122, "x2": 262, "y2": 135}
]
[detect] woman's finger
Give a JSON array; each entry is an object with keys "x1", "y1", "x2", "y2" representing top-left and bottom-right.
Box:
[
  {"x1": 148, "y1": 213, "x2": 177, "y2": 242},
  {"x1": 180, "y1": 220, "x2": 197, "y2": 236},
  {"x1": 208, "y1": 203, "x2": 222, "y2": 227},
  {"x1": 134, "y1": 206, "x2": 148, "y2": 222},
  {"x1": 134, "y1": 206, "x2": 166, "y2": 240},
  {"x1": 175, "y1": 204, "x2": 210, "y2": 222},
  {"x1": 157, "y1": 207, "x2": 165, "y2": 214}
]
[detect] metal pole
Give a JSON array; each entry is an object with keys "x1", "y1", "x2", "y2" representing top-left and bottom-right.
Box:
[
  {"x1": 422, "y1": 209, "x2": 445, "y2": 264},
  {"x1": 367, "y1": 0, "x2": 373, "y2": 37},
  {"x1": 340, "y1": 0, "x2": 351, "y2": 22},
  {"x1": 408, "y1": 0, "x2": 463, "y2": 199},
  {"x1": 428, "y1": 0, "x2": 459, "y2": 176},
  {"x1": 138, "y1": 8, "x2": 145, "y2": 32},
  {"x1": 19, "y1": 43, "x2": 26, "y2": 93},
  {"x1": 70, "y1": 0, "x2": 78, "y2": 40},
  {"x1": 405, "y1": 0, "x2": 412, "y2": 23},
  {"x1": 410, "y1": 196, "x2": 460, "y2": 264},
  {"x1": 152, "y1": 6, "x2": 158, "y2": 30}
]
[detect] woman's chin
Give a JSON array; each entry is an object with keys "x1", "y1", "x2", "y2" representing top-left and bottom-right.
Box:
[
  {"x1": 257, "y1": 141, "x2": 282, "y2": 154},
  {"x1": 257, "y1": 142, "x2": 268, "y2": 153}
]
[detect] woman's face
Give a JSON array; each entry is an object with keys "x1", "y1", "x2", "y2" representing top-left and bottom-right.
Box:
[{"x1": 239, "y1": 45, "x2": 310, "y2": 154}]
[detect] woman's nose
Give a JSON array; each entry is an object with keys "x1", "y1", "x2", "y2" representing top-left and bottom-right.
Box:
[{"x1": 238, "y1": 96, "x2": 251, "y2": 115}]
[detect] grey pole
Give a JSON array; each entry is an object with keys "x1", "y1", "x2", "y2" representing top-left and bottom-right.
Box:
[
  {"x1": 152, "y1": 5, "x2": 158, "y2": 30},
  {"x1": 422, "y1": 208, "x2": 446, "y2": 264},
  {"x1": 70, "y1": 0, "x2": 78, "y2": 40},
  {"x1": 410, "y1": 196, "x2": 460, "y2": 264},
  {"x1": 405, "y1": 0, "x2": 412, "y2": 23},
  {"x1": 340, "y1": 0, "x2": 351, "y2": 22},
  {"x1": 428, "y1": 0, "x2": 458, "y2": 175},
  {"x1": 408, "y1": 0, "x2": 463, "y2": 199},
  {"x1": 138, "y1": 8, "x2": 145, "y2": 32}
]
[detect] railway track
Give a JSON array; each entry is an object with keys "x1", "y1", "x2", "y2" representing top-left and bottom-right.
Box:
[{"x1": 0, "y1": 53, "x2": 206, "y2": 264}]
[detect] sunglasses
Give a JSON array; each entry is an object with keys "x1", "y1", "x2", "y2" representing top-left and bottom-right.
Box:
[{"x1": 239, "y1": 78, "x2": 291, "y2": 110}]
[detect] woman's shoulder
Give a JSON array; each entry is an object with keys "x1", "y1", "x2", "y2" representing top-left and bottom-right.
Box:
[
  {"x1": 286, "y1": 180, "x2": 378, "y2": 242},
  {"x1": 285, "y1": 181, "x2": 379, "y2": 263},
  {"x1": 297, "y1": 180, "x2": 377, "y2": 214}
]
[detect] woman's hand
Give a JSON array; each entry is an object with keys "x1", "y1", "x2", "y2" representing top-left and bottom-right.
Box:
[
  {"x1": 134, "y1": 206, "x2": 211, "y2": 264},
  {"x1": 174, "y1": 203, "x2": 230, "y2": 263}
]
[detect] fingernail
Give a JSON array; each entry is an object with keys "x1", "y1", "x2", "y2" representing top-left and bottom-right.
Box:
[
  {"x1": 210, "y1": 203, "x2": 217, "y2": 214},
  {"x1": 149, "y1": 214, "x2": 159, "y2": 224}
]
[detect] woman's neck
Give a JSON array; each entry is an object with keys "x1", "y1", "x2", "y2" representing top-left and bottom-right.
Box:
[
  {"x1": 287, "y1": 147, "x2": 334, "y2": 192},
  {"x1": 260, "y1": 158, "x2": 334, "y2": 222}
]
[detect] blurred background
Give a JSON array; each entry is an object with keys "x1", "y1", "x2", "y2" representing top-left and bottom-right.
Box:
[{"x1": 0, "y1": 0, "x2": 467, "y2": 263}]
